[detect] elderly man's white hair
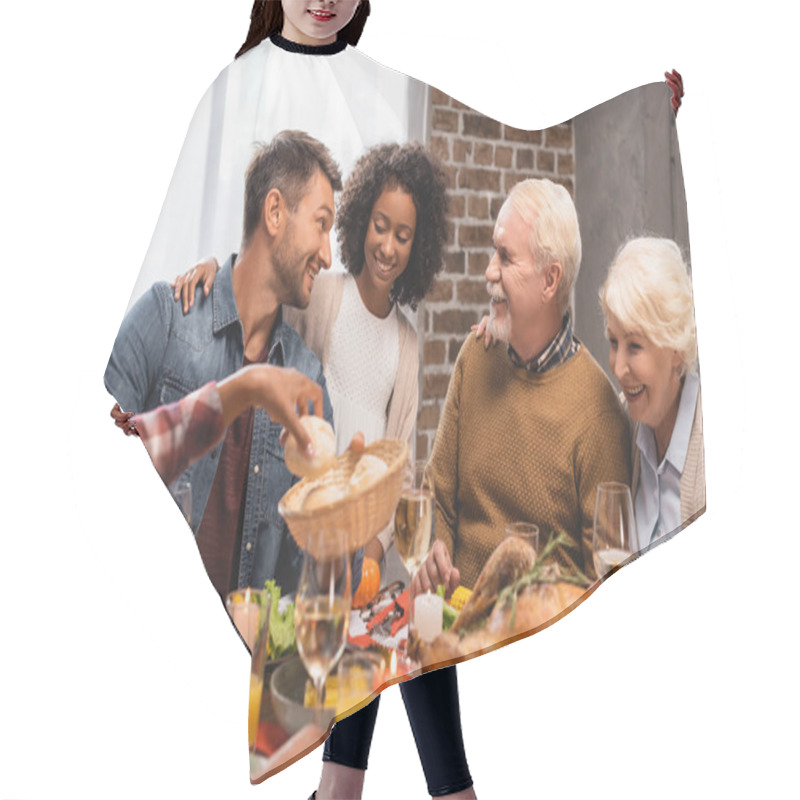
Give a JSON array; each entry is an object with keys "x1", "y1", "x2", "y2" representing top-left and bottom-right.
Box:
[
  {"x1": 600, "y1": 237, "x2": 698, "y2": 374},
  {"x1": 505, "y1": 178, "x2": 582, "y2": 314}
]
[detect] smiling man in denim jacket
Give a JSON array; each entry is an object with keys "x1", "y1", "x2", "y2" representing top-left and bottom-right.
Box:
[{"x1": 105, "y1": 130, "x2": 342, "y2": 598}]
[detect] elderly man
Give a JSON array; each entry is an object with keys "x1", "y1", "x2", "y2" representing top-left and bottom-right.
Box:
[
  {"x1": 105, "y1": 130, "x2": 341, "y2": 597},
  {"x1": 417, "y1": 178, "x2": 631, "y2": 593}
]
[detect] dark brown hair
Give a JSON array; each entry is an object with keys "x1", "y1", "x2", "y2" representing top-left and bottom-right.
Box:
[
  {"x1": 336, "y1": 143, "x2": 449, "y2": 311},
  {"x1": 236, "y1": 1, "x2": 371, "y2": 59},
  {"x1": 243, "y1": 130, "x2": 343, "y2": 245}
]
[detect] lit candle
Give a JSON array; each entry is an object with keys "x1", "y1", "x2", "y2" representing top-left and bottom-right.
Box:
[
  {"x1": 373, "y1": 652, "x2": 395, "y2": 690},
  {"x1": 373, "y1": 649, "x2": 416, "y2": 690},
  {"x1": 414, "y1": 592, "x2": 443, "y2": 643}
]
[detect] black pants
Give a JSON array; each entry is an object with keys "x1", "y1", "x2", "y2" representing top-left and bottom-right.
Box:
[{"x1": 323, "y1": 665, "x2": 473, "y2": 797}]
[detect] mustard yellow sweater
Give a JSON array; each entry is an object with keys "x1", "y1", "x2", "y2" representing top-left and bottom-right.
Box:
[{"x1": 430, "y1": 335, "x2": 632, "y2": 588}]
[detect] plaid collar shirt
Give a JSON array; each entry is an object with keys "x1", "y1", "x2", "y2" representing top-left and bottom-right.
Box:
[{"x1": 507, "y1": 309, "x2": 579, "y2": 373}]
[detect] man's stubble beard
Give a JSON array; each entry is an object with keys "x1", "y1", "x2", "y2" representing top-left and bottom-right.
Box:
[{"x1": 272, "y1": 221, "x2": 310, "y2": 311}]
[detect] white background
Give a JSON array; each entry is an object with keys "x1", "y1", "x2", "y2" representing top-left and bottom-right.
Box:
[{"x1": 0, "y1": 1, "x2": 796, "y2": 798}]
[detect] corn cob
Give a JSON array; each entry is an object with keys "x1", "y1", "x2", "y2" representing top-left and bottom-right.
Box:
[{"x1": 449, "y1": 585, "x2": 473, "y2": 612}]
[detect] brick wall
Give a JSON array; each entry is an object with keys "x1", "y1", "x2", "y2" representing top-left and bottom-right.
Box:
[{"x1": 416, "y1": 89, "x2": 576, "y2": 460}]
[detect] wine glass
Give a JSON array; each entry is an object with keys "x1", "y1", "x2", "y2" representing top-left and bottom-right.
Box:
[
  {"x1": 505, "y1": 522, "x2": 540, "y2": 558},
  {"x1": 294, "y1": 530, "x2": 351, "y2": 725},
  {"x1": 592, "y1": 482, "x2": 638, "y2": 579},
  {"x1": 242, "y1": 592, "x2": 271, "y2": 753},
  {"x1": 336, "y1": 651, "x2": 383, "y2": 717},
  {"x1": 394, "y1": 460, "x2": 435, "y2": 634},
  {"x1": 225, "y1": 587, "x2": 270, "y2": 653}
]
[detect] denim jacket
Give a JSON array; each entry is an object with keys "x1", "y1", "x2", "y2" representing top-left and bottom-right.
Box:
[{"x1": 104, "y1": 255, "x2": 336, "y2": 593}]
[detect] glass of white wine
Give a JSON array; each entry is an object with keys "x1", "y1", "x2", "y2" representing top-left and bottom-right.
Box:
[
  {"x1": 505, "y1": 522, "x2": 540, "y2": 557},
  {"x1": 394, "y1": 460, "x2": 435, "y2": 636},
  {"x1": 294, "y1": 530, "x2": 351, "y2": 726},
  {"x1": 336, "y1": 651, "x2": 383, "y2": 717},
  {"x1": 592, "y1": 482, "x2": 638, "y2": 579}
]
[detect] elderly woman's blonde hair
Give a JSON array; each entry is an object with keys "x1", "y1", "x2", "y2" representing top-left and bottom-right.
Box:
[
  {"x1": 600, "y1": 237, "x2": 698, "y2": 374},
  {"x1": 506, "y1": 178, "x2": 582, "y2": 314}
]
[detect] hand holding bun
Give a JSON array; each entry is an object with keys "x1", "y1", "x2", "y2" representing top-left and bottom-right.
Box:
[{"x1": 284, "y1": 416, "x2": 335, "y2": 479}]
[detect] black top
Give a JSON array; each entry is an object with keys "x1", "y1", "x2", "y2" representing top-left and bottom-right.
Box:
[{"x1": 270, "y1": 33, "x2": 347, "y2": 56}]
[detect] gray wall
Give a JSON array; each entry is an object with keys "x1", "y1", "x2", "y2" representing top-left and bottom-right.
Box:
[{"x1": 573, "y1": 82, "x2": 690, "y2": 380}]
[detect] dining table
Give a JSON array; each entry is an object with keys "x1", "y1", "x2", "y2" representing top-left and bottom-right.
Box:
[{"x1": 248, "y1": 581, "x2": 425, "y2": 784}]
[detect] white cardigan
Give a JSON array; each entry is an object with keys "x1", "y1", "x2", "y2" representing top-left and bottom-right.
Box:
[
  {"x1": 284, "y1": 272, "x2": 419, "y2": 553},
  {"x1": 631, "y1": 389, "x2": 706, "y2": 537}
]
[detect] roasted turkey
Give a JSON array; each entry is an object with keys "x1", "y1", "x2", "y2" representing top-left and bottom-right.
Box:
[{"x1": 450, "y1": 536, "x2": 537, "y2": 633}]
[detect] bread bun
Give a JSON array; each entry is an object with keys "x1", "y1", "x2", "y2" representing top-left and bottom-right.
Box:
[
  {"x1": 348, "y1": 454, "x2": 388, "y2": 492},
  {"x1": 284, "y1": 416, "x2": 335, "y2": 479},
  {"x1": 303, "y1": 483, "x2": 347, "y2": 511}
]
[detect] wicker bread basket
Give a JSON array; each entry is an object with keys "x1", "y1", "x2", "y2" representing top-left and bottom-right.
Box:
[{"x1": 279, "y1": 438, "x2": 409, "y2": 559}]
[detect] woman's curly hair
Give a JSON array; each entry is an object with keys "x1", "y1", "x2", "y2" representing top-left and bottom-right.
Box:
[{"x1": 336, "y1": 142, "x2": 448, "y2": 310}]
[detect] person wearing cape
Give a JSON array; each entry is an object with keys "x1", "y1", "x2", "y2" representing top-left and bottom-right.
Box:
[
  {"x1": 105, "y1": 0, "x2": 689, "y2": 795},
  {"x1": 107, "y1": 3, "x2": 476, "y2": 798}
]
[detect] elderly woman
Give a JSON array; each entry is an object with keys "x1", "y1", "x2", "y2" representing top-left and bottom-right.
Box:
[{"x1": 600, "y1": 237, "x2": 705, "y2": 547}]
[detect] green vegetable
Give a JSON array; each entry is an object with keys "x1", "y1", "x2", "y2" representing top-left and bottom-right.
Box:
[
  {"x1": 436, "y1": 584, "x2": 457, "y2": 631},
  {"x1": 264, "y1": 579, "x2": 296, "y2": 660}
]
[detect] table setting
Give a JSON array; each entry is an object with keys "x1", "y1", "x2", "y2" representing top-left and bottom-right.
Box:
[
  {"x1": 237, "y1": 439, "x2": 443, "y2": 782},
  {"x1": 230, "y1": 424, "x2": 636, "y2": 783}
]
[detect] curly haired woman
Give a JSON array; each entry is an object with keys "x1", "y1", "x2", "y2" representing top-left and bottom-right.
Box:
[{"x1": 173, "y1": 140, "x2": 476, "y2": 799}]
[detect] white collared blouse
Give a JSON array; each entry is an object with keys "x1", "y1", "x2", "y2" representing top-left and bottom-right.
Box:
[{"x1": 633, "y1": 370, "x2": 700, "y2": 546}]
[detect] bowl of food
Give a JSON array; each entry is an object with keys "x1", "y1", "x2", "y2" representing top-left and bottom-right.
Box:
[
  {"x1": 279, "y1": 439, "x2": 409, "y2": 558},
  {"x1": 269, "y1": 657, "x2": 335, "y2": 735}
]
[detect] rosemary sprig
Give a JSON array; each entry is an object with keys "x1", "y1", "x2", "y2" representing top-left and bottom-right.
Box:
[{"x1": 495, "y1": 532, "x2": 591, "y2": 630}]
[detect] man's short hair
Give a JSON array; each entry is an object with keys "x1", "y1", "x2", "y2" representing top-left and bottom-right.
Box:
[
  {"x1": 243, "y1": 130, "x2": 343, "y2": 245},
  {"x1": 506, "y1": 178, "x2": 582, "y2": 314}
]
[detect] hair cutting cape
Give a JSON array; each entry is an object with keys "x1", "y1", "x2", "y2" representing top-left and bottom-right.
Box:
[{"x1": 105, "y1": 35, "x2": 702, "y2": 783}]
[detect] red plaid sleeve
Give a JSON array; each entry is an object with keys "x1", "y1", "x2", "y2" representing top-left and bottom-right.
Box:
[{"x1": 134, "y1": 382, "x2": 225, "y2": 485}]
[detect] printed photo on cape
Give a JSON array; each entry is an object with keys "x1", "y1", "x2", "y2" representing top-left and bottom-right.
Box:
[{"x1": 104, "y1": 33, "x2": 703, "y2": 783}]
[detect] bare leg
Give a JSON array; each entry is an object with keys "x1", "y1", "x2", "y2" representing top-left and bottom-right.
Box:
[
  {"x1": 315, "y1": 695, "x2": 380, "y2": 799},
  {"x1": 315, "y1": 762, "x2": 366, "y2": 800},
  {"x1": 314, "y1": 761, "x2": 476, "y2": 800}
]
